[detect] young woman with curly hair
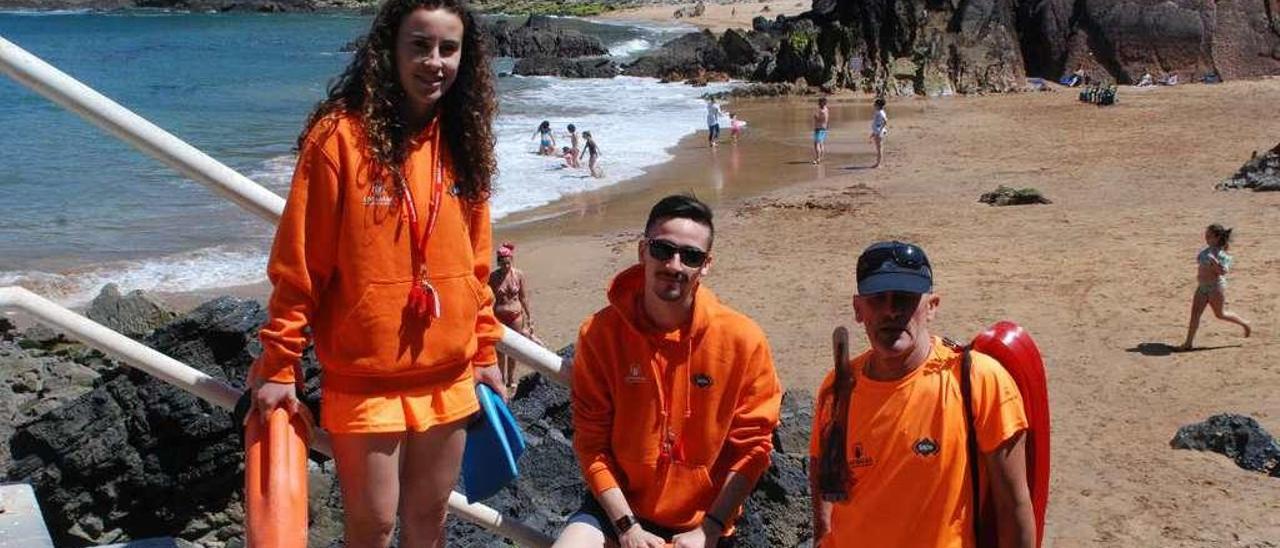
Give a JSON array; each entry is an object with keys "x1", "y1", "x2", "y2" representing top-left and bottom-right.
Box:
[{"x1": 249, "y1": 0, "x2": 504, "y2": 545}]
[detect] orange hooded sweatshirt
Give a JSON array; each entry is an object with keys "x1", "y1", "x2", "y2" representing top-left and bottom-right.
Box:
[
  {"x1": 255, "y1": 113, "x2": 501, "y2": 391},
  {"x1": 571, "y1": 264, "x2": 782, "y2": 532}
]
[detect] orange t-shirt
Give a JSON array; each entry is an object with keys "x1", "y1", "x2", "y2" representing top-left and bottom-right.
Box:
[{"x1": 809, "y1": 337, "x2": 1027, "y2": 548}]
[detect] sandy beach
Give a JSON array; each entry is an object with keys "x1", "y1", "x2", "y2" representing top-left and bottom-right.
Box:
[
  {"x1": 500, "y1": 80, "x2": 1280, "y2": 545},
  {"x1": 150, "y1": 78, "x2": 1280, "y2": 545},
  {"x1": 595, "y1": 1, "x2": 807, "y2": 32}
]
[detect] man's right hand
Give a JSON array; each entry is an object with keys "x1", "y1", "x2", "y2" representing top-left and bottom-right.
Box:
[
  {"x1": 249, "y1": 381, "x2": 301, "y2": 425},
  {"x1": 619, "y1": 524, "x2": 666, "y2": 548}
]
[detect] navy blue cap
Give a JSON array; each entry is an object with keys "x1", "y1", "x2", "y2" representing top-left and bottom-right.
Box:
[{"x1": 856, "y1": 241, "x2": 933, "y2": 295}]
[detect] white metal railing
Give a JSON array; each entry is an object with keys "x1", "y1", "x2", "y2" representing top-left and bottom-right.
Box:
[
  {"x1": 0, "y1": 35, "x2": 569, "y2": 385},
  {"x1": 0, "y1": 35, "x2": 570, "y2": 545},
  {"x1": 0, "y1": 286, "x2": 554, "y2": 547}
]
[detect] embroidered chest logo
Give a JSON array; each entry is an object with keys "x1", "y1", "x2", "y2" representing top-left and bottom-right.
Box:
[
  {"x1": 693, "y1": 373, "x2": 713, "y2": 389},
  {"x1": 850, "y1": 442, "x2": 874, "y2": 468},
  {"x1": 913, "y1": 437, "x2": 940, "y2": 457},
  {"x1": 363, "y1": 183, "x2": 395, "y2": 207},
  {"x1": 624, "y1": 364, "x2": 648, "y2": 384}
]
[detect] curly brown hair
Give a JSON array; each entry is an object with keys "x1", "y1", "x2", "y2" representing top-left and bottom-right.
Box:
[{"x1": 299, "y1": 0, "x2": 497, "y2": 202}]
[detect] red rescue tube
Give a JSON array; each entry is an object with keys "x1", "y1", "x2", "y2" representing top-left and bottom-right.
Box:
[
  {"x1": 244, "y1": 407, "x2": 310, "y2": 548},
  {"x1": 971, "y1": 321, "x2": 1051, "y2": 547}
]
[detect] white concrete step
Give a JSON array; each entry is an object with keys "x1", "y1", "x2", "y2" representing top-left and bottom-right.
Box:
[{"x1": 0, "y1": 483, "x2": 55, "y2": 548}]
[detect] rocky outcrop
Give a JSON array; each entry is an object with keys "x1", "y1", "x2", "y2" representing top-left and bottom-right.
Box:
[
  {"x1": 625, "y1": 29, "x2": 777, "y2": 81},
  {"x1": 1170, "y1": 414, "x2": 1280, "y2": 477},
  {"x1": 485, "y1": 15, "x2": 609, "y2": 59},
  {"x1": 1218, "y1": 143, "x2": 1280, "y2": 191},
  {"x1": 4, "y1": 295, "x2": 814, "y2": 546},
  {"x1": 85, "y1": 283, "x2": 176, "y2": 340},
  {"x1": 513, "y1": 56, "x2": 620, "y2": 78}
]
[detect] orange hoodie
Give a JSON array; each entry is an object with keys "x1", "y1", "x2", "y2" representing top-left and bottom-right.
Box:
[
  {"x1": 255, "y1": 113, "x2": 502, "y2": 391},
  {"x1": 571, "y1": 264, "x2": 782, "y2": 531}
]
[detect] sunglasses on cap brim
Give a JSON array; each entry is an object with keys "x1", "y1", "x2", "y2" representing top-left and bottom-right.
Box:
[{"x1": 646, "y1": 238, "x2": 709, "y2": 268}]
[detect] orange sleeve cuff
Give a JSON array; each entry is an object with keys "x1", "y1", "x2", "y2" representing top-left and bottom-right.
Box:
[
  {"x1": 728, "y1": 447, "x2": 773, "y2": 485},
  {"x1": 253, "y1": 349, "x2": 298, "y2": 384},
  {"x1": 585, "y1": 460, "x2": 621, "y2": 496}
]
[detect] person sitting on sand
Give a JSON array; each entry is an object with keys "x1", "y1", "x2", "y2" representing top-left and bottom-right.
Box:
[
  {"x1": 1180, "y1": 224, "x2": 1252, "y2": 350},
  {"x1": 1158, "y1": 73, "x2": 1179, "y2": 86},
  {"x1": 533, "y1": 120, "x2": 556, "y2": 156},
  {"x1": 869, "y1": 98, "x2": 887, "y2": 168},
  {"x1": 580, "y1": 130, "x2": 602, "y2": 178},
  {"x1": 810, "y1": 241, "x2": 1035, "y2": 548},
  {"x1": 1136, "y1": 71, "x2": 1154, "y2": 87},
  {"x1": 489, "y1": 242, "x2": 538, "y2": 392},
  {"x1": 813, "y1": 96, "x2": 829, "y2": 164},
  {"x1": 567, "y1": 123, "x2": 581, "y2": 168}
]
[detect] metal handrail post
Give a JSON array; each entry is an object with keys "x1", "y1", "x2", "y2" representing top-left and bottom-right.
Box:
[
  {"x1": 0, "y1": 286, "x2": 554, "y2": 547},
  {"x1": 0, "y1": 35, "x2": 566, "y2": 383}
]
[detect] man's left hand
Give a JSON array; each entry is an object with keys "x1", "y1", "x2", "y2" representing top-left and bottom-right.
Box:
[
  {"x1": 672, "y1": 520, "x2": 722, "y2": 548},
  {"x1": 474, "y1": 364, "x2": 508, "y2": 400}
]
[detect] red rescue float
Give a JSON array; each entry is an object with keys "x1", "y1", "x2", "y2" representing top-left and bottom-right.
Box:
[{"x1": 244, "y1": 407, "x2": 310, "y2": 548}]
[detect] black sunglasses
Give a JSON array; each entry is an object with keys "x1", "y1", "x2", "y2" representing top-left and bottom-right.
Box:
[
  {"x1": 646, "y1": 238, "x2": 709, "y2": 268},
  {"x1": 858, "y1": 243, "x2": 928, "y2": 271}
]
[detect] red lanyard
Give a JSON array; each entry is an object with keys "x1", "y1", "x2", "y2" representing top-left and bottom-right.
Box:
[{"x1": 400, "y1": 123, "x2": 446, "y2": 320}]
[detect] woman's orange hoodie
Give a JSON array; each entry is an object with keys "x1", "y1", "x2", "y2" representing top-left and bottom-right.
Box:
[
  {"x1": 255, "y1": 113, "x2": 502, "y2": 391},
  {"x1": 571, "y1": 265, "x2": 782, "y2": 531}
]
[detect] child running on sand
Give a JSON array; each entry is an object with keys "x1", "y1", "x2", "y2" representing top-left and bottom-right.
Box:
[
  {"x1": 533, "y1": 120, "x2": 556, "y2": 155},
  {"x1": 579, "y1": 131, "x2": 602, "y2": 178},
  {"x1": 566, "y1": 123, "x2": 581, "y2": 168},
  {"x1": 1180, "y1": 223, "x2": 1252, "y2": 350},
  {"x1": 729, "y1": 112, "x2": 746, "y2": 144}
]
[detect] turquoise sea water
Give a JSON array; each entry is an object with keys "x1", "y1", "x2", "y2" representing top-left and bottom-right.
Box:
[{"x1": 0, "y1": 11, "x2": 726, "y2": 304}]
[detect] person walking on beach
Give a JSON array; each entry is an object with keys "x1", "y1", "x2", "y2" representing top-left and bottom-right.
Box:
[
  {"x1": 567, "y1": 123, "x2": 582, "y2": 168},
  {"x1": 533, "y1": 120, "x2": 556, "y2": 155},
  {"x1": 580, "y1": 130, "x2": 602, "y2": 178},
  {"x1": 707, "y1": 97, "x2": 723, "y2": 148},
  {"x1": 810, "y1": 241, "x2": 1035, "y2": 548},
  {"x1": 250, "y1": 0, "x2": 505, "y2": 545},
  {"x1": 813, "y1": 97, "x2": 829, "y2": 164},
  {"x1": 489, "y1": 242, "x2": 538, "y2": 392},
  {"x1": 554, "y1": 194, "x2": 782, "y2": 548},
  {"x1": 1179, "y1": 224, "x2": 1252, "y2": 350},
  {"x1": 870, "y1": 98, "x2": 887, "y2": 168}
]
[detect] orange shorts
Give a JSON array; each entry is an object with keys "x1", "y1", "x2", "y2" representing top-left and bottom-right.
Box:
[{"x1": 321, "y1": 368, "x2": 479, "y2": 434}]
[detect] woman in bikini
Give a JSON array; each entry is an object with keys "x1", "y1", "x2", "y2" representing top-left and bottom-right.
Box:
[
  {"x1": 489, "y1": 242, "x2": 537, "y2": 392},
  {"x1": 533, "y1": 120, "x2": 556, "y2": 156},
  {"x1": 1180, "y1": 223, "x2": 1252, "y2": 350}
]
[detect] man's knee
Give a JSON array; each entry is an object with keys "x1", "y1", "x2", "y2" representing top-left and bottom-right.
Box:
[{"x1": 554, "y1": 521, "x2": 609, "y2": 548}]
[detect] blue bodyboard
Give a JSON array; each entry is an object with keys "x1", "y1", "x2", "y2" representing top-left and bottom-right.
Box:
[{"x1": 462, "y1": 384, "x2": 525, "y2": 503}]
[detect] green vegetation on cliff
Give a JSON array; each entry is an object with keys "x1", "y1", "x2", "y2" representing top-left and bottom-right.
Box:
[{"x1": 473, "y1": 0, "x2": 616, "y2": 16}]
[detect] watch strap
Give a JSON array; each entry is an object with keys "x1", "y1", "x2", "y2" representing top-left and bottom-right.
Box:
[{"x1": 613, "y1": 514, "x2": 637, "y2": 534}]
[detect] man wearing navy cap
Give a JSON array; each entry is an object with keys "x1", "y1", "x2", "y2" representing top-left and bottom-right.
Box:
[{"x1": 807, "y1": 241, "x2": 1036, "y2": 548}]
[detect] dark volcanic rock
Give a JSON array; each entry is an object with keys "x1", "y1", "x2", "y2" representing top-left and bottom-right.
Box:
[
  {"x1": 1218, "y1": 143, "x2": 1280, "y2": 191},
  {"x1": 625, "y1": 30, "x2": 736, "y2": 80},
  {"x1": 979, "y1": 185, "x2": 1053, "y2": 206},
  {"x1": 1170, "y1": 414, "x2": 1280, "y2": 477},
  {"x1": 86, "y1": 284, "x2": 176, "y2": 340},
  {"x1": 513, "y1": 56, "x2": 619, "y2": 78},
  {"x1": 485, "y1": 16, "x2": 608, "y2": 59}
]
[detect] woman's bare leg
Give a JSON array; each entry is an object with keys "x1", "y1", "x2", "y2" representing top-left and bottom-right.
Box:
[
  {"x1": 331, "y1": 432, "x2": 404, "y2": 548},
  {"x1": 399, "y1": 418, "x2": 468, "y2": 547}
]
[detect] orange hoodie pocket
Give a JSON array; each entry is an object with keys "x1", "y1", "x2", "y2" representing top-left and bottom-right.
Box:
[
  {"x1": 639, "y1": 459, "x2": 715, "y2": 529},
  {"x1": 329, "y1": 275, "x2": 482, "y2": 375}
]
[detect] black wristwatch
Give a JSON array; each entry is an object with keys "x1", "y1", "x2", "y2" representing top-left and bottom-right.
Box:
[{"x1": 614, "y1": 514, "x2": 638, "y2": 534}]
